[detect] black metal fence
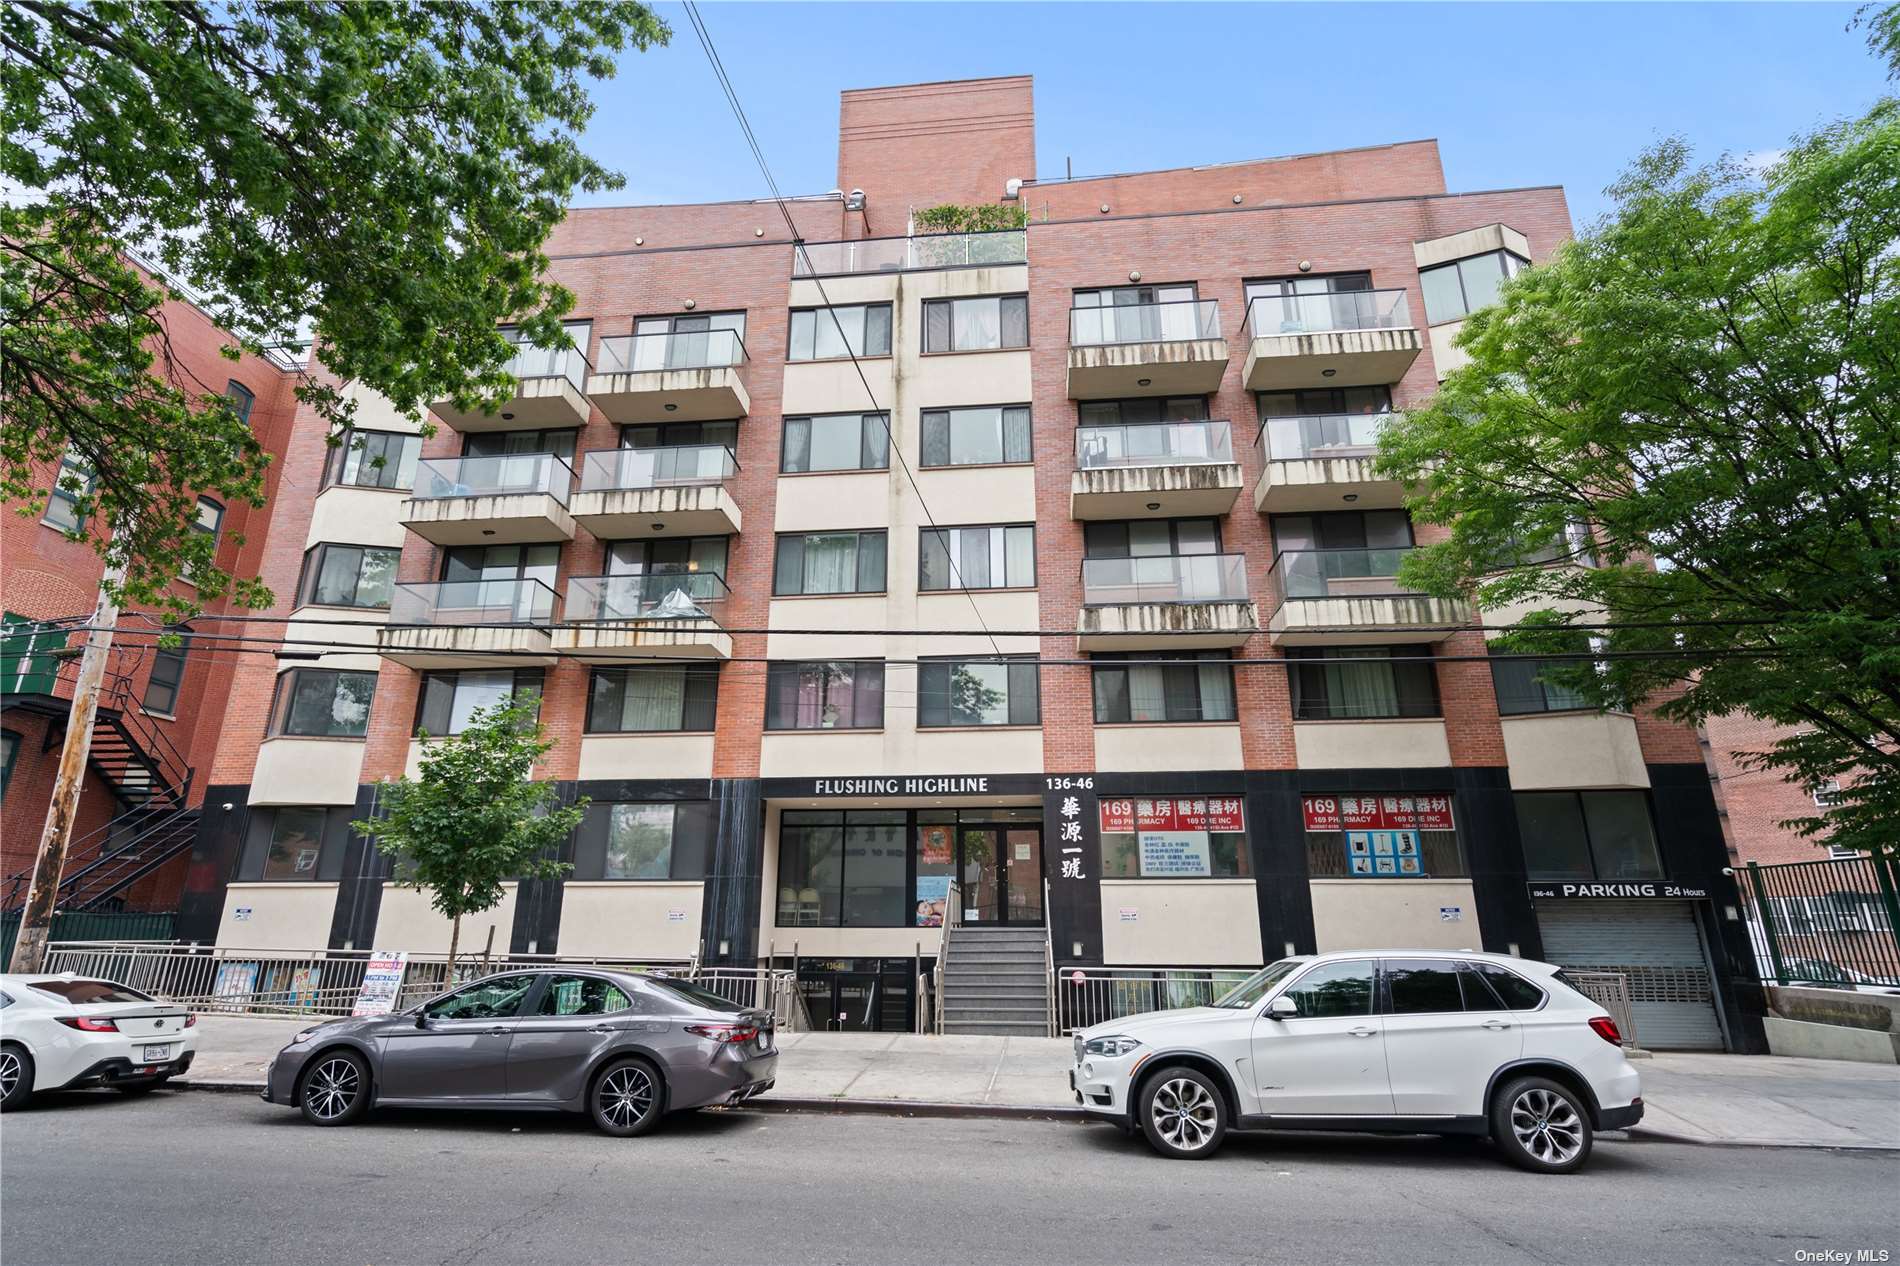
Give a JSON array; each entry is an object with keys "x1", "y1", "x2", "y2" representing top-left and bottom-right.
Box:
[{"x1": 1735, "y1": 855, "x2": 1900, "y2": 987}]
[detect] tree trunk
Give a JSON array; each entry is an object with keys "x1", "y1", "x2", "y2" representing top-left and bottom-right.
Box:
[{"x1": 446, "y1": 913, "x2": 461, "y2": 986}]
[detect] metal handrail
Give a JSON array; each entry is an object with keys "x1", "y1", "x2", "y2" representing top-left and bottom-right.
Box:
[
  {"x1": 596, "y1": 329, "x2": 749, "y2": 374},
  {"x1": 1561, "y1": 970, "x2": 1639, "y2": 1050},
  {"x1": 1075, "y1": 420, "x2": 1235, "y2": 469},
  {"x1": 1241, "y1": 289, "x2": 1413, "y2": 339},
  {"x1": 1069, "y1": 298, "x2": 1220, "y2": 347},
  {"x1": 932, "y1": 877, "x2": 961, "y2": 1036},
  {"x1": 1267, "y1": 547, "x2": 1425, "y2": 602},
  {"x1": 1050, "y1": 963, "x2": 1265, "y2": 1035},
  {"x1": 1042, "y1": 878, "x2": 1056, "y2": 1037},
  {"x1": 2, "y1": 804, "x2": 197, "y2": 911},
  {"x1": 577, "y1": 445, "x2": 739, "y2": 492},
  {"x1": 1254, "y1": 411, "x2": 1398, "y2": 461},
  {"x1": 1080, "y1": 553, "x2": 1250, "y2": 605}
]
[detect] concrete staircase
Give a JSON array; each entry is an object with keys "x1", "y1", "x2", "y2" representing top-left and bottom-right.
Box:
[{"x1": 940, "y1": 926, "x2": 1050, "y2": 1037}]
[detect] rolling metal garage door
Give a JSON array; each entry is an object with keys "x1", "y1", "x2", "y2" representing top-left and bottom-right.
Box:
[{"x1": 1536, "y1": 900, "x2": 1724, "y2": 1051}]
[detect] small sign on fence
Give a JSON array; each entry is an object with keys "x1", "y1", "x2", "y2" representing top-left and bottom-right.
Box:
[{"x1": 351, "y1": 950, "x2": 409, "y2": 1017}]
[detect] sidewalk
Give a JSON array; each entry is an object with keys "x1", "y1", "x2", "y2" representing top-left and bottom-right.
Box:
[{"x1": 180, "y1": 1016, "x2": 1900, "y2": 1149}]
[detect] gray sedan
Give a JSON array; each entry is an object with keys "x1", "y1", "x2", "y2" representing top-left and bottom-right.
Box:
[{"x1": 262, "y1": 969, "x2": 777, "y2": 1136}]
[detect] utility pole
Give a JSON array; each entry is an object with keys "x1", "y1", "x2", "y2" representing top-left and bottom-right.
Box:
[{"x1": 9, "y1": 564, "x2": 124, "y2": 973}]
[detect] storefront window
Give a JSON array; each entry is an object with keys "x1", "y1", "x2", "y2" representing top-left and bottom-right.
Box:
[
  {"x1": 1302, "y1": 793, "x2": 1466, "y2": 877},
  {"x1": 262, "y1": 807, "x2": 328, "y2": 881},
  {"x1": 1515, "y1": 791, "x2": 1662, "y2": 880},
  {"x1": 1098, "y1": 796, "x2": 1250, "y2": 878},
  {"x1": 606, "y1": 803, "x2": 677, "y2": 879},
  {"x1": 573, "y1": 801, "x2": 711, "y2": 881},
  {"x1": 778, "y1": 810, "x2": 907, "y2": 927}
]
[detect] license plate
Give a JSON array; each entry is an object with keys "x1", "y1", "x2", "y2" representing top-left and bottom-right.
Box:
[{"x1": 142, "y1": 1045, "x2": 171, "y2": 1062}]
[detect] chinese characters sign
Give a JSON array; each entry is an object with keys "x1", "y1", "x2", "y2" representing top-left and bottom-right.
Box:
[
  {"x1": 1301, "y1": 794, "x2": 1454, "y2": 833},
  {"x1": 1058, "y1": 794, "x2": 1086, "y2": 880},
  {"x1": 1099, "y1": 796, "x2": 1247, "y2": 835}
]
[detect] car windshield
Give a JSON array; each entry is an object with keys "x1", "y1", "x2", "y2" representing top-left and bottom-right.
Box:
[
  {"x1": 643, "y1": 976, "x2": 748, "y2": 1014},
  {"x1": 29, "y1": 979, "x2": 153, "y2": 1004},
  {"x1": 1212, "y1": 959, "x2": 1302, "y2": 1009}
]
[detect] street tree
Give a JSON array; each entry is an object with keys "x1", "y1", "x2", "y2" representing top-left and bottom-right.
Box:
[
  {"x1": 1375, "y1": 38, "x2": 1899, "y2": 856},
  {"x1": 353, "y1": 698, "x2": 583, "y2": 971},
  {"x1": 2, "y1": 0, "x2": 667, "y2": 614}
]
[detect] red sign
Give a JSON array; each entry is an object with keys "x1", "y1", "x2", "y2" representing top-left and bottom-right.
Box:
[
  {"x1": 1303, "y1": 794, "x2": 1455, "y2": 833},
  {"x1": 1099, "y1": 796, "x2": 1247, "y2": 834}
]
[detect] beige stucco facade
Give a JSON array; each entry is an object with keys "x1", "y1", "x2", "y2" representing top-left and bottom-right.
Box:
[
  {"x1": 372, "y1": 883, "x2": 519, "y2": 957},
  {"x1": 249, "y1": 737, "x2": 366, "y2": 806},
  {"x1": 1502, "y1": 712, "x2": 1651, "y2": 789},
  {"x1": 216, "y1": 882, "x2": 341, "y2": 950},
  {"x1": 1099, "y1": 879, "x2": 1263, "y2": 966},
  {"x1": 556, "y1": 881, "x2": 705, "y2": 960},
  {"x1": 1309, "y1": 879, "x2": 1482, "y2": 953}
]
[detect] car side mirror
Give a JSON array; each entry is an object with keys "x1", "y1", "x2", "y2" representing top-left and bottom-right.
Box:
[
  {"x1": 415, "y1": 1012, "x2": 431, "y2": 1029},
  {"x1": 1265, "y1": 996, "x2": 1298, "y2": 1020}
]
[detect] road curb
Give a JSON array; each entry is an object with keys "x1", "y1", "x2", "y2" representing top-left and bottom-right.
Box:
[
  {"x1": 1624, "y1": 1125, "x2": 1900, "y2": 1152},
  {"x1": 177, "y1": 1079, "x2": 268, "y2": 1095}
]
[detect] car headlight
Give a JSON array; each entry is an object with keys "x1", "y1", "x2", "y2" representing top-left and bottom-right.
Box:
[
  {"x1": 1084, "y1": 1035, "x2": 1141, "y2": 1058},
  {"x1": 293, "y1": 1027, "x2": 326, "y2": 1045}
]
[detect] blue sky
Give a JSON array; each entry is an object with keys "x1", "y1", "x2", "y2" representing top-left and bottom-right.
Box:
[{"x1": 574, "y1": 1, "x2": 1890, "y2": 228}]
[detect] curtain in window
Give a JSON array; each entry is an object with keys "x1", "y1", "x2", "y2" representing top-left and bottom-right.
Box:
[
  {"x1": 801, "y1": 534, "x2": 857, "y2": 593},
  {"x1": 1002, "y1": 407, "x2": 1032, "y2": 462},
  {"x1": 781, "y1": 418, "x2": 811, "y2": 472},
  {"x1": 1196, "y1": 661, "x2": 1236, "y2": 720},
  {"x1": 1322, "y1": 655, "x2": 1398, "y2": 718},
  {"x1": 924, "y1": 301, "x2": 953, "y2": 353},
  {"x1": 920, "y1": 413, "x2": 951, "y2": 466},
  {"x1": 1127, "y1": 665, "x2": 1168, "y2": 721},
  {"x1": 622, "y1": 667, "x2": 686, "y2": 730},
  {"x1": 1004, "y1": 526, "x2": 1035, "y2": 587},
  {"x1": 999, "y1": 296, "x2": 1029, "y2": 348},
  {"x1": 953, "y1": 298, "x2": 1000, "y2": 350}
]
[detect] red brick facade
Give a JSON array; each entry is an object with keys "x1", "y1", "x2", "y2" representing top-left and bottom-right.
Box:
[{"x1": 1702, "y1": 711, "x2": 1838, "y2": 865}]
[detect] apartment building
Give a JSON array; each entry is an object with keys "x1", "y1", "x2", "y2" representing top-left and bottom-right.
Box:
[{"x1": 1, "y1": 76, "x2": 1764, "y2": 1052}]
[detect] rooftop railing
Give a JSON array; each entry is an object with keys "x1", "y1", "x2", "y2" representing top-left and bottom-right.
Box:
[
  {"x1": 1255, "y1": 412, "x2": 1397, "y2": 462},
  {"x1": 1268, "y1": 547, "x2": 1427, "y2": 601},
  {"x1": 1081, "y1": 553, "x2": 1249, "y2": 606},
  {"x1": 565, "y1": 570, "x2": 731, "y2": 622},
  {"x1": 578, "y1": 445, "x2": 738, "y2": 492},
  {"x1": 792, "y1": 229, "x2": 1028, "y2": 277},
  {"x1": 388, "y1": 578, "x2": 558, "y2": 627},
  {"x1": 1070, "y1": 298, "x2": 1220, "y2": 347},
  {"x1": 1076, "y1": 420, "x2": 1235, "y2": 470},
  {"x1": 409, "y1": 453, "x2": 574, "y2": 505},
  {"x1": 595, "y1": 329, "x2": 747, "y2": 375},
  {"x1": 1242, "y1": 289, "x2": 1413, "y2": 339}
]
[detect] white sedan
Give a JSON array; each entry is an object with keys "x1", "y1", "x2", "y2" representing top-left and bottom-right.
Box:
[{"x1": 0, "y1": 973, "x2": 199, "y2": 1110}]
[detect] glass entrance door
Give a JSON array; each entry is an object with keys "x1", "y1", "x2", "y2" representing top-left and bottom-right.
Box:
[{"x1": 958, "y1": 826, "x2": 1043, "y2": 926}]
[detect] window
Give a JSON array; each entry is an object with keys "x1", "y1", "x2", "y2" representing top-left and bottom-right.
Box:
[
  {"x1": 1077, "y1": 397, "x2": 1209, "y2": 427},
  {"x1": 28, "y1": 979, "x2": 153, "y2": 1004},
  {"x1": 1083, "y1": 517, "x2": 1221, "y2": 558},
  {"x1": 922, "y1": 295, "x2": 1029, "y2": 352},
  {"x1": 781, "y1": 413, "x2": 890, "y2": 473},
  {"x1": 42, "y1": 450, "x2": 94, "y2": 533},
  {"x1": 602, "y1": 802, "x2": 711, "y2": 879},
  {"x1": 142, "y1": 628, "x2": 190, "y2": 715},
  {"x1": 224, "y1": 380, "x2": 256, "y2": 427},
  {"x1": 765, "y1": 661, "x2": 884, "y2": 730},
  {"x1": 1, "y1": 729, "x2": 19, "y2": 797},
  {"x1": 1099, "y1": 795, "x2": 1251, "y2": 878},
  {"x1": 193, "y1": 497, "x2": 224, "y2": 543},
  {"x1": 626, "y1": 311, "x2": 746, "y2": 369},
  {"x1": 919, "y1": 525, "x2": 1035, "y2": 590},
  {"x1": 1490, "y1": 643, "x2": 1594, "y2": 715},
  {"x1": 443, "y1": 543, "x2": 559, "y2": 589},
  {"x1": 777, "y1": 810, "x2": 909, "y2": 927},
  {"x1": 1475, "y1": 963, "x2": 1546, "y2": 1010},
  {"x1": 1383, "y1": 959, "x2": 1468, "y2": 1014},
  {"x1": 1419, "y1": 249, "x2": 1529, "y2": 324},
  {"x1": 269, "y1": 668, "x2": 376, "y2": 738},
  {"x1": 1289, "y1": 647, "x2": 1440, "y2": 720},
  {"x1": 1072, "y1": 284, "x2": 1205, "y2": 343},
  {"x1": 462, "y1": 428, "x2": 577, "y2": 461},
  {"x1": 537, "y1": 976, "x2": 634, "y2": 1017},
  {"x1": 621, "y1": 420, "x2": 738, "y2": 451},
  {"x1": 1255, "y1": 387, "x2": 1393, "y2": 420},
  {"x1": 918, "y1": 658, "x2": 1040, "y2": 727},
  {"x1": 1245, "y1": 273, "x2": 1385, "y2": 334},
  {"x1": 1515, "y1": 791, "x2": 1663, "y2": 880},
  {"x1": 588, "y1": 663, "x2": 719, "y2": 733},
  {"x1": 920, "y1": 405, "x2": 1031, "y2": 467},
  {"x1": 788, "y1": 303, "x2": 892, "y2": 361},
  {"x1": 773, "y1": 531, "x2": 886, "y2": 596},
  {"x1": 416, "y1": 669, "x2": 544, "y2": 736},
  {"x1": 1269, "y1": 510, "x2": 1413, "y2": 553},
  {"x1": 263, "y1": 806, "x2": 328, "y2": 880},
  {"x1": 298, "y1": 544, "x2": 399, "y2": 610},
  {"x1": 1091, "y1": 651, "x2": 1236, "y2": 724},
  {"x1": 1255, "y1": 388, "x2": 1394, "y2": 460},
  {"x1": 1303, "y1": 792, "x2": 1467, "y2": 877},
  {"x1": 1814, "y1": 781, "x2": 1846, "y2": 809},
  {"x1": 422, "y1": 974, "x2": 537, "y2": 1021},
  {"x1": 1282, "y1": 959, "x2": 1375, "y2": 1018},
  {"x1": 324, "y1": 429, "x2": 422, "y2": 491}
]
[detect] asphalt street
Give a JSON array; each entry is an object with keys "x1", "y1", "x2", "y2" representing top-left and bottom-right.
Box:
[{"x1": 2, "y1": 1089, "x2": 1896, "y2": 1266}]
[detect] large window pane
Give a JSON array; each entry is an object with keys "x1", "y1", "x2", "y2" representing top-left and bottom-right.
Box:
[
  {"x1": 1581, "y1": 791, "x2": 1663, "y2": 879},
  {"x1": 790, "y1": 304, "x2": 891, "y2": 361},
  {"x1": 273, "y1": 669, "x2": 375, "y2": 738},
  {"x1": 777, "y1": 814, "x2": 843, "y2": 924},
  {"x1": 606, "y1": 803, "x2": 676, "y2": 879},
  {"x1": 1514, "y1": 792, "x2": 1595, "y2": 878},
  {"x1": 765, "y1": 662, "x2": 884, "y2": 730},
  {"x1": 262, "y1": 807, "x2": 327, "y2": 881},
  {"x1": 587, "y1": 665, "x2": 717, "y2": 733},
  {"x1": 842, "y1": 816, "x2": 907, "y2": 926}
]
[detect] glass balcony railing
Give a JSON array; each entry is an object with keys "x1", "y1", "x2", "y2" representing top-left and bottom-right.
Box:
[
  {"x1": 500, "y1": 341, "x2": 588, "y2": 392},
  {"x1": 1076, "y1": 420, "x2": 1235, "y2": 470},
  {"x1": 1256, "y1": 412, "x2": 1397, "y2": 462},
  {"x1": 595, "y1": 329, "x2": 747, "y2": 375},
  {"x1": 1081, "y1": 553, "x2": 1249, "y2": 606},
  {"x1": 793, "y1": 230, "x2": 1028, "y2": 277},
  {"x1": 1070, "y1": 299, "x2": 1221, "y2": 347},
  {"x1": 1269, "y1": 547, "x2": 1426, "y2": 600},
  {"x1": 1243, "y1": 290, "x2": 1413, "y2": 339},
  {"x1": 409, "y1": 454, "x2": 574, "y2": 505},
  {"x1": 565, "y1": 570, "x2": 731, "y2": 622},
  {"x1": 388, "y1": 579, "x2": 558, "y2": 627},
  {"x1": 578, "y1": 445, "x2": 738, "y2": 492}
]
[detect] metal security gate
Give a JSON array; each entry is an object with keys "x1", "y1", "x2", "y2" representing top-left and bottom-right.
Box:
[{"x1": 1536, "y1": 900, "x2": 1724, "y2": 1051}]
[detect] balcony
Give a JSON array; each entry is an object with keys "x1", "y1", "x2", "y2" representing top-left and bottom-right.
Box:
[
  {"x1": 569, "y1": 446, "x2": 742, "y2": 539},
  {"x1": 1253, "y1": 413, "x2": 1413, "y2": 512},
  {"x1": 1067, "y1": 300, "x2": 1229, "y2": 399},
  {"x1": 428, "y1": 343, "x2": 590, "y2": 432},
  {"x1": 1266, "y1": 548, "x2": 1471, "y2": 645},
  {"x1": 377, "y1": 580, "x2": 558, "y2": 668},
  {"x1": 1071, "y1": 421, "x2": 1242, "y2": 520},
  {"x1": 1077, "y1": 553, "x2": 1258, "y2": 650},
  {"x1": 398, "y1": 454, "x2": 576, "y2": 547},
  {"x1": 1241, "y1": 292, "x2": 1421, "y2": 391},
  {"x1": 792, "y1": 230, "x2": 1027, "y2": 276},
  {"x1": 550, "y1": 571, "x2": 732, "y2": 661},
  {"x1": 586, "y1": 331, "x2": 750, "y2": 424}
]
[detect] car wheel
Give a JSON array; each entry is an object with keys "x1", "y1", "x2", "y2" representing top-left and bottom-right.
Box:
[
  {"x1": 590, "y1": 1057, "x2": 663, "y2": 1138},
  {"x1": 1137, "y1": 1066, "x2": 1227, "y2": 1160},
  {"x1": 0, "y1": 1044, "x2": 32, "y2": 1112},
  {"x1": 1491, "y1": 1075, "x2": 1593, "y2": 1174},
  {"x1": 298, "y1": 1050, "x2": 370, "y2": 1126}
]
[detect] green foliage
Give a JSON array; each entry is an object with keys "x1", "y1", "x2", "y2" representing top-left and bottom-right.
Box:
[
  {"x1": 1858, "y1": 1, "x2": 1900, "y2": 79},
  {"x1": 2, "y1": 1, "x2": 667, "y2": 615},
  {"x1": 913, "y1": 203, "x2": 1028, "y2": 234},
  {"x1": 1375, "y1": 87, "x2": 1900, "y2": 857},
  {"x1": 353, "y1": 698, "x2": 583, "y2": 948}
]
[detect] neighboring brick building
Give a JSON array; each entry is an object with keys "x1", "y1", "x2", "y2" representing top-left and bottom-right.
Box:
[
  {"x1": 2, "y1": 75, "x2": 1762, "y2": 1051},
  {"x1": 1701, "y1": 712, "x2": 1843, "y2": 866}
]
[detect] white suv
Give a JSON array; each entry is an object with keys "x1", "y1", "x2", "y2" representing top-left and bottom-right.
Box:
[{"x1": 1069, "y1": 950, "x2": 1641, "y2": 1172}]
